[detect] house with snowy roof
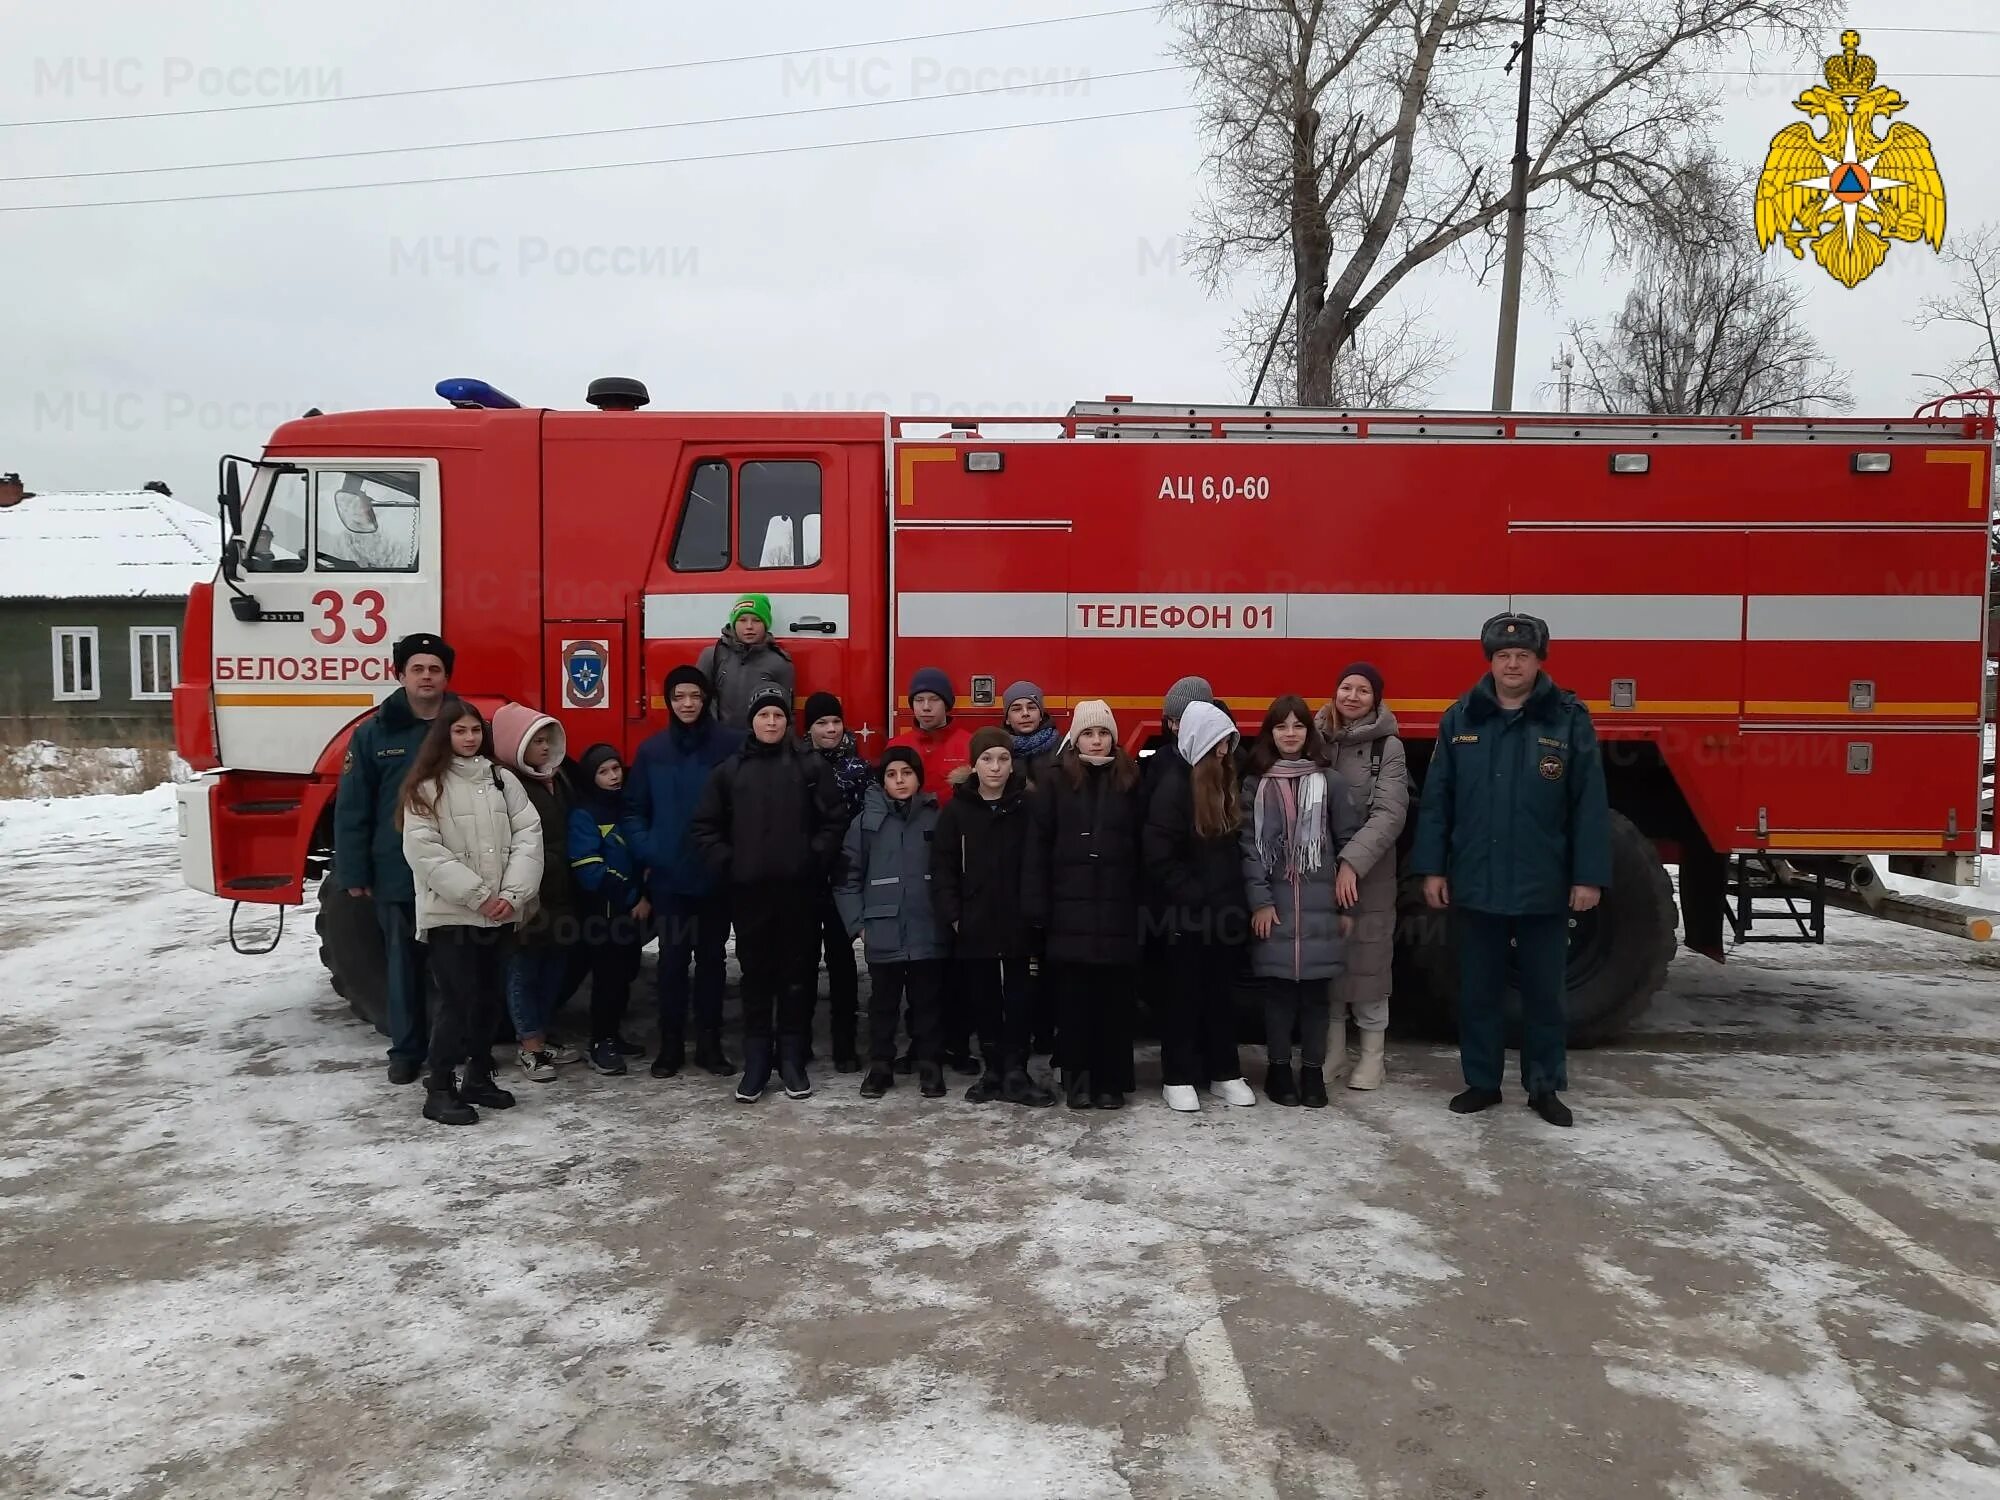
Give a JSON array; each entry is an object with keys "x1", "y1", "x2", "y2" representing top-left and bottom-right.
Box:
[{"x1": 0, "y1": 482, "x2": 219, "y2": 745}]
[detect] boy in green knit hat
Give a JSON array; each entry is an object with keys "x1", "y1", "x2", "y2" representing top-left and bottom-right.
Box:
[{"x1": 696, "y1": 592, "x2": 795, "y2": 729}]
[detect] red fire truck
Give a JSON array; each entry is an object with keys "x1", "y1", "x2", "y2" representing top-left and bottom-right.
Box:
[{"x1": 171, "y1": 383, "x2": 1997, "y2": 1043}]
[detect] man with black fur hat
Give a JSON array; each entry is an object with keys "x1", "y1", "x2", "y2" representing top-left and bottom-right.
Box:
[
  {"x1": 1410, "y1": 612, "x2": 1611, "y2": 1128},
  {"x1": 624, "y1": 663, "x2": 742, "y2": 1079},
  {"x1": 335, "y1": 631, "x2": 455, "y2": 1085}
]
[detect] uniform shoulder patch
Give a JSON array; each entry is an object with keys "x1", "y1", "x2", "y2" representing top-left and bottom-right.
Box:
[{"x1": 1538, "y1": 753, "x2": 1565, "y2": 781}]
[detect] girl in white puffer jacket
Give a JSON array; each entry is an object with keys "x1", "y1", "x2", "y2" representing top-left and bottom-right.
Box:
[{"x1": 398, "y1": 697, "x2": 544, "y2": 1126}]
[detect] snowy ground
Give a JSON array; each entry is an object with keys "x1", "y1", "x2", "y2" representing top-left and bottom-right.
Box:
[{"x1": 4, "y1": 790, "x2": 2000, "y2": 1499}]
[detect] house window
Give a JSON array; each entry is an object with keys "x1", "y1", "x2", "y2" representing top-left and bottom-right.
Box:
[
  {"x1": 51, "y1": 627, "x2": 100, "y2": 701},
  {"x1": 131, "y1": 627, "x2": 178, "y2": 701}
]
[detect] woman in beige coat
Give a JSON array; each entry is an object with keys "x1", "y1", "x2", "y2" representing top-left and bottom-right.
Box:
[
  {"x1": 399, "y1": 697, "x2": 545, "y2": 1125},
  {"x1": 1315, "y1": 664, "x2": 1409, "y2": 1089}
]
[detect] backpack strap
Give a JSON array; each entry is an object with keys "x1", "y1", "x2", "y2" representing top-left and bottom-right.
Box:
[{"x1": 1368, "y1": 739, "x2": 1385, "y2": 778}]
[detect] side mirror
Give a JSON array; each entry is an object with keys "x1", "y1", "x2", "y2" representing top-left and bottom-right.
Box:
[
  {"x1": 221, "y1": 462, "x2": 243, "y2": 535},
  {"x1": 333, "y1": 486, "x2": 379, "y2": 535}
]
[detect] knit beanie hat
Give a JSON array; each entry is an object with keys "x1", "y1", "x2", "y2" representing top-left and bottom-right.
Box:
[
  {"x1": 879, "y1": 745, "x2": 925, "y2": 786},
  {"x1": 1176, "y1": 701, "x2": 1237, "y2": 767},
  {"x1": 968, "y1": 726, "x2": 1013, "y2": 763},
  {"x1": 730, "y1": 593, "x2": 774, "y2": 632},
  {"x1": 746, "y1": 682, "x2": 792, "y2": 724},
  {"x1": 802, "y1": 690, "x2": 843, "y2": 728},
  {"x1": 1001, "y1": 680, "x2": 1045, "y2": 717},
  {"x1": 1335, "y1": 662, "x2": 1385, "y2": 705},
  {"x1": 393, "y1": 631, "x2": 456, "y2": 676},
  {"x1": 1162, "y1": 674, "x2": 1214, "y2": 726},
  {"x1": 1479, "y1": 612, "x2": 1549, "y2": 659},
  {"x1": 907, "y1": 666, "x2": 954, "y2": 708},
  {"x1": 663, "y1": 663, "x2": 712, "y2": 704},
  {"x1": 1061, "y1": 698, "x2": 1118, "y2": 749},
  {"x1": 577, "y1": 742, "x2": 624, "y2": 785}
]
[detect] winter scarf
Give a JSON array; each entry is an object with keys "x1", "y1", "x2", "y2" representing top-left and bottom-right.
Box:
[
  {"x1": 1011, "y1": 718, "x2": 1059, "y2": 761},
  {"x1": 1253, "y1": 760, "x2": 1329, "y2": 880},
  {"x1": 813, "y1": 732, "x2": 872, "y2": 818}
]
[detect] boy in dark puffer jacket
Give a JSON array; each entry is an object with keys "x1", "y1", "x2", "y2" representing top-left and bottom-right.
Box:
[
  {"x1": 692, "y1": 683, "x2": 849, "y2": 1103},
  {"x1": 568, "y1": 743, "x2": 647, "y2": 1075},
  {"x1": 802, "y1": 690, "x2": 870, "y2": 1072}
]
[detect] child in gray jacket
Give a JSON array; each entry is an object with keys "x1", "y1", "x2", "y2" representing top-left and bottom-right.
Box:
[{"x1": 836, "y1": 747, "x2": 947, "y2": 1100}]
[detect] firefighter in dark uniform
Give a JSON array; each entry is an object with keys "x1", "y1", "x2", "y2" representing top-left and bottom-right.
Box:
[{"x1": 1409, "y1": 613, "x2": 1611, "y2": 1127}]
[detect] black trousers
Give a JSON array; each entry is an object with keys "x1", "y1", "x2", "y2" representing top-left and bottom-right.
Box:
[
  {"x1": 1160, "y1": 936, "x2": 1243, "y2": 1088},
  {"x1": 1054, "y1": 961, "x2": 1136, "y2": 1094},
  {"x1": 1263, "y1": 977, "x2": 1331, "y2": 1069},
  {"x1": 869, "y1": 959, "x2": 944, "y2": 1065},
  {"x1": 816, "y1": 890, "x2": 860, "y2": 1056},
  {"x1": 654, "y1": 889, "x2": 730, "y2": 1047},
  {"x1": 733, "y1": 881, "x2": 818, "y2": 1045},
  {"x1": 1456, "y1": 908, "x2": 1569, "y2": 1094},
  {"x1": 959, "y1": 955, "x2": 1035, "y2": 1073},
  {"x1": 425, "y1": 925, "x2": 510, "y2": 1079},
  {"x1": 581, "y1": 901, "x2": 646, "y2": 1044}
]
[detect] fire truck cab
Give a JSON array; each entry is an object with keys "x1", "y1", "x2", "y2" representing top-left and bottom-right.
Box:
[{"x1": 173, "y1": 383, "x2": 1997, "y2": 1044}]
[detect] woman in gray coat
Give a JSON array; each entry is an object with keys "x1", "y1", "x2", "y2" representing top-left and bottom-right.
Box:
[
  {"x1": 1315, "y1": 664, "x2": 1410, "y2": 1090},
  {"x1": 1240, "y1": 696, "x2": 1362, "y2": 1108}
]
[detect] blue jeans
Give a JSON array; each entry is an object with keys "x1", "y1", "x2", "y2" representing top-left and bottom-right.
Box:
[
  {"x1": 507, "y1": 943, "x2": 571, "y2": 1045},
  {"x1": 374, "y1": 899, "x2": 429, "y2": 1065}
]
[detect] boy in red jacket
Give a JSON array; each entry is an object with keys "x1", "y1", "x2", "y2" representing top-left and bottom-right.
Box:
[{"x1": 886, "y1": 667, "x2": 974, "y2": 787}]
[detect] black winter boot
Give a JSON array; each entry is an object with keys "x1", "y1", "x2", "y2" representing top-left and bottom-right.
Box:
[
  {"x1": 695, "y1": 1029, "x2": 735, "y2": 1077},
  {"x1": 779, "y1": 1037, "x2": 813, "y2": 1100},
  {"x1": 421, "y1": 1068, "x2": 477, "y2": 1126},
  {"x1": 893, "y1": 1049, "x2": 916, "y2": 1075},
  {"x1": 964, "y1": 1065, "x2": 1005, "y2": 1104},
  {"x1": 458, "y1": 1067, "x2": 516, "y2": 1110},
  {"x1": 651, "y1": 1031, "x2": 684, "y2": 1079},
  {"x1": 1298, "y1": 1066, "x2": 1329, "y2": 1109},
  {"x1": 918, "y1": 1060, "x2": 947, "y2": 1098},
  {"x1": 1065, "y1": 1070, "x2": 1092, "y2": 1110},
  {"x1": 1528, "y1": 1091, "x2": 1573, "y2": 1128},
  {"x1": 1450, "y1": 1086, "x2": 1504, "y2": 1114},
  {"x1": 1264, "y1": 1062, "x2": 1300, "y2": 1107},
  {"x1": 736, "y1": 1039, "x2": 773, "y2": 1102},
  {"x1": 1002, "y1": 1066, "x2": 1055, "y2": 1108},
  {"x1": 860, "y1": 1062, "x2": 894, "y2": 1098}
]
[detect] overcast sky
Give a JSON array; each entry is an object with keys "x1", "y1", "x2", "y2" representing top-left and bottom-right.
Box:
[{"x1": 4, "y1": 1, "x2": 1995, "y2": 508}]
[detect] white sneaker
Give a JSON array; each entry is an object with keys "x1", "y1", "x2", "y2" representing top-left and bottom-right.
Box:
[
  {"x1": 542, "y1": 1038, "x2": 582, "y2": 1066},
  {"x1": 516, "y1": 1047, "x2": 557, "y2": 1083},
  {"x1": 1163, "y1": 1084, "x2": 1201, "y2": 1113},
  {"x1": 1214, "y1": 1078, "x2": 1257, "y2": 1108}
]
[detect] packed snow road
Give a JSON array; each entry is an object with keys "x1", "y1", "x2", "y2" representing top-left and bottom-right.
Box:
[{"x1": 4, "y1": 787, "x2": 1999, "y2": 1499}]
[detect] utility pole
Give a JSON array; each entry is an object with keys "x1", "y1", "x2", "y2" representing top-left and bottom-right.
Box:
[
  {"x1": 1490, "y1": 0, "x2": 1542, "y2": 411},
  {"x1": 1551, "y1": 344, "x2": 1574, "y2": 413}
]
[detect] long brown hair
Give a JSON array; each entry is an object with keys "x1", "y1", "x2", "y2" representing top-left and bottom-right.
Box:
[
  {"x1": 1244, "y1": 694, "x2": 1330, "y2": 774},
  {"x1": 1190, "y1": 742, "x2": 1241, "y2": 837},
  {"x1": 1056, "y1": 742, "x2": 1139, "y2": 792},
  {"x1": 398, "y1": 696, "x2": 493, "y2": 824}
]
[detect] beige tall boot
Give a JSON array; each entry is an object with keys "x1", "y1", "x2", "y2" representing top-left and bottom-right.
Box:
[{"x1": 1347, "y1": 1030, "x2": 1386, "y2": 1090}]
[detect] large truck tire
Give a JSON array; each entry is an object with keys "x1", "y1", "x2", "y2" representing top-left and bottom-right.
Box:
[
  {"x1": 1390, "y1": 811, "x2": 1677, "y2": 1047},
  {"x1": 315, "y1": 875, "x2": 389, "y2": 1034}
]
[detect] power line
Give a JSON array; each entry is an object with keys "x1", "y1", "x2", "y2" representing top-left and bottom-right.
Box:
[
  {"x1": 0, "y1": 102, "x2": 1193, "y2": 213},
  {"x1": 3, "y1": 65, "x2": 1178, "y2": 184},
  {"x1": 0, "y1": 6, "x2": 1156, "y2": 129}
]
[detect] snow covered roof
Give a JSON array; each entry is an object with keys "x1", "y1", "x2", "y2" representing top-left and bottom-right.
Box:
[{"x1": 0, "y1": 490, "x2": 219, "y2": 601}]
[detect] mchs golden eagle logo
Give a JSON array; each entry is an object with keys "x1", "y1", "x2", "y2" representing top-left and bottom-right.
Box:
[{"x1": 1755, "y1": 29, "x2": 1945, "y2": 288}]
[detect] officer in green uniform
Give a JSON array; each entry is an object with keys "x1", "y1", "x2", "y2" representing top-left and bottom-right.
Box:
[
  {"x1": 334, "y1": 632, "x2": 456, "y2": 1085},
  {"x1": 1409, "y1": 613, "x2": 1611, "y2": 1127}
]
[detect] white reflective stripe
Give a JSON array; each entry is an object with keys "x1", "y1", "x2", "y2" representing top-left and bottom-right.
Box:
[
  {"x1": 1512, "y1": 594, "x2": 1742, "y2": 642},
  {"x1": 899, "y1": 591, "x2": 1067, "y2": 638},
  {"x1": 643, "y1": 592, "x2": 849, "y2": 639},
  {"x1": 1746, "y1": 595, "x2": 1983, "y2": 643},
  {"x1": 1288, "y1": 594, "x2": 1506, "y2": 640}
]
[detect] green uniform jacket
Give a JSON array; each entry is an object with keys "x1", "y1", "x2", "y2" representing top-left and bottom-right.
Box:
[
  {"x1": 332, "y1": 689, "x2": 432, "y2": 903},
  {"x1": 1408, "y1": 673, "x2": 1613, "y2": 916}
]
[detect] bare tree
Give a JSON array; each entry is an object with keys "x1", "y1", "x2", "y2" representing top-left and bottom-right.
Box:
[
  {"x1": 1564, "y1": 160, "x2": 1850, "y2": 415},
  {"x1": 1169, "y1": 0, "x2": 1836, "y2": 406},
  {"x1": 1230, "y1": 292, "x2": 1451, "y2": 405},
  {"x1": 1915, "y1": 223, "x2": 2000, "y2": 394}
]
